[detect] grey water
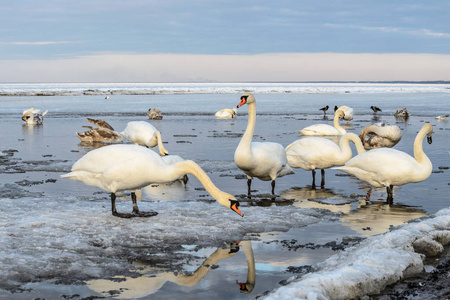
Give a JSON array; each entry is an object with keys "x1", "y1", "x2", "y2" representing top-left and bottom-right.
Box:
[{"x1": 0, "y1": 85, "x2": 449, "y2": 299}]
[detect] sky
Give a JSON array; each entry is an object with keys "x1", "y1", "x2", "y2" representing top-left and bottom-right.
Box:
[{"x1": 1, "y1": 0, "x2": 450, "y2": 82}]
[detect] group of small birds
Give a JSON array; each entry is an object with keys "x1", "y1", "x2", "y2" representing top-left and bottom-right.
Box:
[{"x1": 21, "y1": 94, "x2": 438, "y2": 218}]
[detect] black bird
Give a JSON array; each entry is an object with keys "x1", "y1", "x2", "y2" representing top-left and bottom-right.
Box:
[
  {"x1": 319, "y1": 105, "x2": 329, "y2": 115},
  {"x1": 334, "y1": 105, "x2": 338, "y2": 112},
  {"x1": 370, "y1": 106, "x2": 382, "y2": 114}
]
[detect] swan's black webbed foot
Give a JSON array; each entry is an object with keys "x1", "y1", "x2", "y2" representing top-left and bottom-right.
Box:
[
  {"x1": 112, "y1": 211, "x2": 158, "y2": 218},
  {"x1": 112, "y1": 211, "x2": 135, "y2": 218},
  {"x1": 132, "y1": 210, "x2": 158, "y2": 217}
]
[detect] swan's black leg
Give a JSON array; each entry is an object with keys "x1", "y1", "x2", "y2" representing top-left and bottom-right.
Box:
[
  {"x1": 311, "y1": 170, "x2": 316, "y2": 189},
  {"x1": 271, "y1": 180, "x2": 275, "y2": 195},
  {"x1": 131, "y1": 192, "x2": 139, "y2": 213},
  {"x1": 247, "y1": 179, "x2": 252, "y2": 195},
  {"x1": 111, "y1": 193, "x2": 117, "y2": 215},
  {"x1": 386, "y1": 185, "x2": 394, "y2": 204},
  {"x1": 111, "y1": 193, "x2": 133, "y2": 218},
  {"x1": 131, "y1": 191, "x2": 158, "y2": 217},
  {"x1": 320, "y1": 169, "x2": 325, "y2": 188},
  {"x1": 365, "y1": 188, "x2": 372, "y2": 201}
]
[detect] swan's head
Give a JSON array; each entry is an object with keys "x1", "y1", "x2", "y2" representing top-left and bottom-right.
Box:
[
  {"x1": 425, "y1": 123, "x2": 433, "y2": 144},
  {"x1": 237, "y1": 93, "x2": 255, "y2": 108},
  {"x1": 335, "y1": 109, "x2": 345, "y2": 119},
  {"x1": 218, "y1": 193, "x2": 243, "y2": 217},
  {"x1": 22, "y1": 112, "x2": 33, "y2": 122}
]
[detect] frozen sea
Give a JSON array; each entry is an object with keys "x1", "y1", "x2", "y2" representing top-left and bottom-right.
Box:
[{"x1": 0, "y1": 82, "x2": 449, "y2": 299}]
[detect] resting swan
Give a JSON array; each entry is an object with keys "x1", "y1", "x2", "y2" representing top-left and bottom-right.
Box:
[
  {"x1": 285, "y1": 133, "x2": 366, "y2": 188},
  {"x1": 121, "y1": 121, "x2": 169, "y2": 156},
  {"x1": 336, "y1": 105, "x2": 354, "y2": 122},
  {"x1": 298, "y1": 109, "x2": 346, "y2": 136},
  {"x1": 359, "y1": 123, "x2": 402, "y2": 150},
  {"x1": 333, "y1": 123, "x2": 433, "y2": 203},
  {"x1": 235, "y1": 93, "x2": 294, "y2": 195},
  {"x1": 76, "y1": 118, "x2": 123, "y2": 143},
  {"x1": 215, "y1": 107, "x2": 237, "y2": 119},
  {"x1": 22, "y1": 108, "x2": 48, "y2": 125},
  {"x1": 61, "y1": 144, "x2": 243, "y2": 218}
]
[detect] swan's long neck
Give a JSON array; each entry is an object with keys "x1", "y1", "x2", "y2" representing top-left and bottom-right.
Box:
[
  {"x1": 241, "y1": 101, "x2": 256, "y2": 147},
  {"x1": 154, "y1": 131, "x2": 169, "y2": 156},
  {"x1": 413, "y1": 125, "x2": 432, "y2": 166},
  {"x1": 174, "y1": 160, "x2": 228, "y2": 206},
  {"x1": 340, "y1": 133, "x2": 366, "y2": 155},
  {"x1": 333, "y1": 113, "x2": 345, "y2": 134},
  {"x1": 236, "y1": 101, "x2": 256, "y2": 160}
]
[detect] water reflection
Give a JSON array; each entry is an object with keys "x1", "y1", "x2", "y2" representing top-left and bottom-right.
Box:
[
  {"x1": 22, "y1": 123, "x2": 44, "y2": 135},
  {"x1": 87, "y1": 241, "x2": 256, "y2": 298},
  {"x1": 281, "y1": 187, "x2": 354, "y2": 213},
  {"x1": 141, "y1": 180, "x2": 188, "y2": 202},
  {"x1": 280, "y1": 187, "x2": 427, "y2": 236},
  {"x1": 340, "y1": 199, "x2": 427, "y2": 236}
]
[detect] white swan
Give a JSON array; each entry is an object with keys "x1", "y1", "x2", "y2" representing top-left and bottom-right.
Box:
[
  {"x1": 298, "y1": 109, "x2": 346, "y2": 136},
  {"x1": 285, "y1": 133, "x2": 365, "y2": 188},
  {"x1": 121, "y1": 121, "x2": 169, "y2": 156},
  {"x1": 61, "y1": 144, "x2": 243, "y2": 218},
  {"x1": 21, "y1": 108, "x2": 48, "y2": 125},
  {"x1": 359, "y1": 123, "x2": 402, "y2": 150},
  {"x1": 333, "y1": 123, "x2": 433, "y2": 202},
  {"x1": 336, "y1": 105, "x2": 354, "y2": 122},
  {"x1": 76, "y1": 118, "x2": 123, "y2": 143},
  {"x1": 235, "y1": 93, "x2": 294, "y2": 195},
  {"x1": 215, "y1": 107, "x2": 237, "y2": 119}
]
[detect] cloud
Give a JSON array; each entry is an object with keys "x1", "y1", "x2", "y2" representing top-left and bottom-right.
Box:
[
  {"x1": 4, "y1": 41, "x2": 79, "y2": 46},
  {"x1": 1, "y1": 52, "x2": 450, "y2": 82},
  {"x1": 325, "y1": 23, "x2": 450, "y2": 39}
]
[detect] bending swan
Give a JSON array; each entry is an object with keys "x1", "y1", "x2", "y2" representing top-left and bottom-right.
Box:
[
  {"x1": 285, "y1": 133, "x2": 366, "y2": 188},
  {"x1": 359, "y1": 123, "x2": 402, "y2": 150},
  {"x1": 121, "y1": 121, "x2": 169, "y2": 156},
  {"x1": 61, "y1": 144, "x2": 243, "y2": 218},
  {"x1": 235, "y1": 93, "x2": 294, "y2": 195},
  {"x1": 299, "y1": 109, "x2": 346, "y2": 136},
  {"x1": 334, "y1": 123, "x2": 433, "y2": 203}
]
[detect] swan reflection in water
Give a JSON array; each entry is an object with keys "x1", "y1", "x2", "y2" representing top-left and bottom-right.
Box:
[
  {"x1": 87, "y1": 241, "x2": 256, "y2": 298},
  {"x1": 280, "y1": 187, "x2": 427, "y2": 236}
]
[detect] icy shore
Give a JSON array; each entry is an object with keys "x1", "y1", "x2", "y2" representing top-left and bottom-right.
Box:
[{"x1": 263, "y1": 207, "x2": 450, "y2": 300}]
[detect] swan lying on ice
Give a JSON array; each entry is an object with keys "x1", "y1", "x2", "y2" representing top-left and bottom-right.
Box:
[
  {"x1": 61, "y1": 144, "x2": 243, "y2": 218},
  {"x1": 22, "y1": 108, "x2": 48, "y2": 125},
  {"x1": 359, "y1": 123, "x2": 402, "y2": 150},
  {"x1": 148, "y1": 108, "x2": 163, "y2": 120},
  {"x1": 334, "y1": 123, "x2": 433, "y2": 203},
  {"x1": 215, "y1": 108, "x2": 237, "y2": 119},
  {"x1": 76, "y1": 118, "x2": 123, "y2": 143}
]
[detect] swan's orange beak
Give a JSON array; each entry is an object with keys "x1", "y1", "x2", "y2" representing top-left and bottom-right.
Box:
[
  {"x1": 237, "y1": 96, "x2": 247, "y2": 108},
  {"x1": 230, "y1": 200, "x2": 244, "y2": 217}
]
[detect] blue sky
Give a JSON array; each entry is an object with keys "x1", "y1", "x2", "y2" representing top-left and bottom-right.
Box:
[{"x1": 1, "y1": 1, "x2": 450, "y2": 82}]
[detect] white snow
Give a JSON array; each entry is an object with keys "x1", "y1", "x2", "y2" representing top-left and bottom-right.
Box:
[{"x1": 263, "y1": 207, "x2": 450, "y2": 300}]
